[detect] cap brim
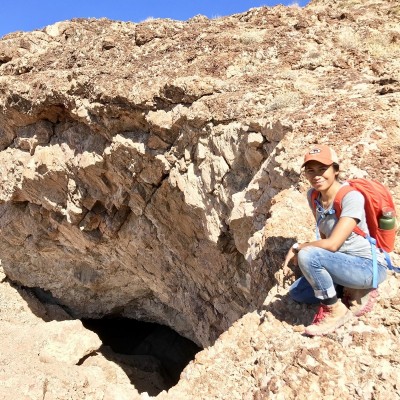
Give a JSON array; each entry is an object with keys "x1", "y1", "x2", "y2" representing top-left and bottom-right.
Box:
[{"x1": 301, "y1": 156, "x2": 335, "y2": 168}]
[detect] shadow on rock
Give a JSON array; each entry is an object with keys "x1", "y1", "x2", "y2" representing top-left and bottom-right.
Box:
[{"x1": 260, "y1": 292, "x2": 318, "y2": 329}]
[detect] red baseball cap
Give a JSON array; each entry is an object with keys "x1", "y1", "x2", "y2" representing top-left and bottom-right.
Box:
[{"x1": 302, "y1": 144, "x2": 339, "y2": 167}]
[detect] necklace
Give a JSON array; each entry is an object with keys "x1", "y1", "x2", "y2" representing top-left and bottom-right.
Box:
[{"x1": 319, "y1": 195, "x2": 333, "y2": 210}]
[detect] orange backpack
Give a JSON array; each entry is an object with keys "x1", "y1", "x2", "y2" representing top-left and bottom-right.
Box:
[{"x1": 311, "y1": 178, "x2": 398, "y2": 287}]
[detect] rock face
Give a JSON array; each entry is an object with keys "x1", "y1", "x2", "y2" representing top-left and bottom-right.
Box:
[{"x1": 0, "y1": 0, "x2": 400, "y2": 398}]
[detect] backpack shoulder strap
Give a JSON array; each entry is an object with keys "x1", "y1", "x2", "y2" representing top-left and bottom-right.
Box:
[
  {"x1": 332, "y1": 184, "x2": 354, "y2": 217},
  {"x1": 310, "y1": 189, "x2": 319, "y2": 217},
  {"x1": 333, "y1": 183, "x2": 366, "y2": 238}
]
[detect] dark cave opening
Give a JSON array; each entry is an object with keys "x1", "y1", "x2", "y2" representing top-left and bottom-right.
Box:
[{"x1": 81, "y1": 317, "x2": 202, "y2": 396}]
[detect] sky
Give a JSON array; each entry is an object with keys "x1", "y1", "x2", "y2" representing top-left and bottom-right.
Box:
[{"x1": 0, "y1": 0, "x2": 310, "y2": 39}]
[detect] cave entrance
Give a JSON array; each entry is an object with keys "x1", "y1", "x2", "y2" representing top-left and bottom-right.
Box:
[{"x1": 81, "y1": 317, "x2": 202, "y2": 396}]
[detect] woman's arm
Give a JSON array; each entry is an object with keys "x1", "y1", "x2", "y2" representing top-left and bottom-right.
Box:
[
  {"x1": 297, "y1": 216, "x2": 357, "y2": 252},
  {"x1": 299, "y1": 190, "x2": 364, "y2": 252},
  {"x1": 282, "y1": 216, "x2": 357, "y2": 269},
  {"x1": 282, "y1": 190, "x2": 362, "y2": 268}
]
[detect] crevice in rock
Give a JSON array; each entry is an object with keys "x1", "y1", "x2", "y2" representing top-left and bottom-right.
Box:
[
  {"x1": 0, "y1": 56, "x2": 12, "y2": 65},
  {"x1": 81, "y1": 317, "x2": 202, "y2": 396}
]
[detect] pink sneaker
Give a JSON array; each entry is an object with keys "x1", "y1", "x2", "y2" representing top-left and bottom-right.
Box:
[{"x1": 305, "y1": 300, "x2": 352, "y2": 336}]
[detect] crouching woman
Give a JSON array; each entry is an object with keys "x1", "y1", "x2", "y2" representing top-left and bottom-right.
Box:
[{"x1": 283, "y1": 144, "x2": 387, "y2": 336}]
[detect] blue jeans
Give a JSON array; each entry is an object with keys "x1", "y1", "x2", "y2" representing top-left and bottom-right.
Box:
[
  {"x1": 290, "y1": 246, "x2": 387, "y2": 301},
  {"x1": 289, "y1": 277, "x2": 320, "y2": 304}
]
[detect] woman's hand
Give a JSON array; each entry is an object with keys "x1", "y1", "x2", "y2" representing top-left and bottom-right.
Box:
[
  {"x1": 282, "y1": 246, "x2": 298, "y2": 270},
  {"x1": 281, "y1": 246, "x2": 298, "y2": 283}
]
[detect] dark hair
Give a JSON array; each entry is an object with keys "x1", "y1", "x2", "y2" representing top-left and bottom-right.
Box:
[{"x1": 332, "y1": 163, "x2": 340, "y2": 172}]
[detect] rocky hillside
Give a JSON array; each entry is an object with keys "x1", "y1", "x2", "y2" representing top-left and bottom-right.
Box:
[{"x1": 0, "y1": 0, "x2": 399, "y2": 398}]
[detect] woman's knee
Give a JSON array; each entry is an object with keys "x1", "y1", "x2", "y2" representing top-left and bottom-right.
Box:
[{"x1": 297, "y1": 246, "x2": 320, "y2": 267}]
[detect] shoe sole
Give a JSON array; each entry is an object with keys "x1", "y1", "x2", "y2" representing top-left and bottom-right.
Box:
[{"x1": 352, "y1": 289, "x2": 379, "y2": 317}]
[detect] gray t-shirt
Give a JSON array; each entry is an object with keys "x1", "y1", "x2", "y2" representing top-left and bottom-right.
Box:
[{"x1": 307, "y1": 185, "x2": 386, "y2": 264}]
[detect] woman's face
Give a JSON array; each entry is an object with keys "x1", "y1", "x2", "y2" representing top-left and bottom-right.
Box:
[{"x1": 303, "y1": 160, "x2": 338, "y2": 191}]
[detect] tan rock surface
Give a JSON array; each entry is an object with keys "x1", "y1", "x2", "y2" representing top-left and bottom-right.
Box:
[{"x1": 0, "y1": 0, "x2": 400, "y2": 398}]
